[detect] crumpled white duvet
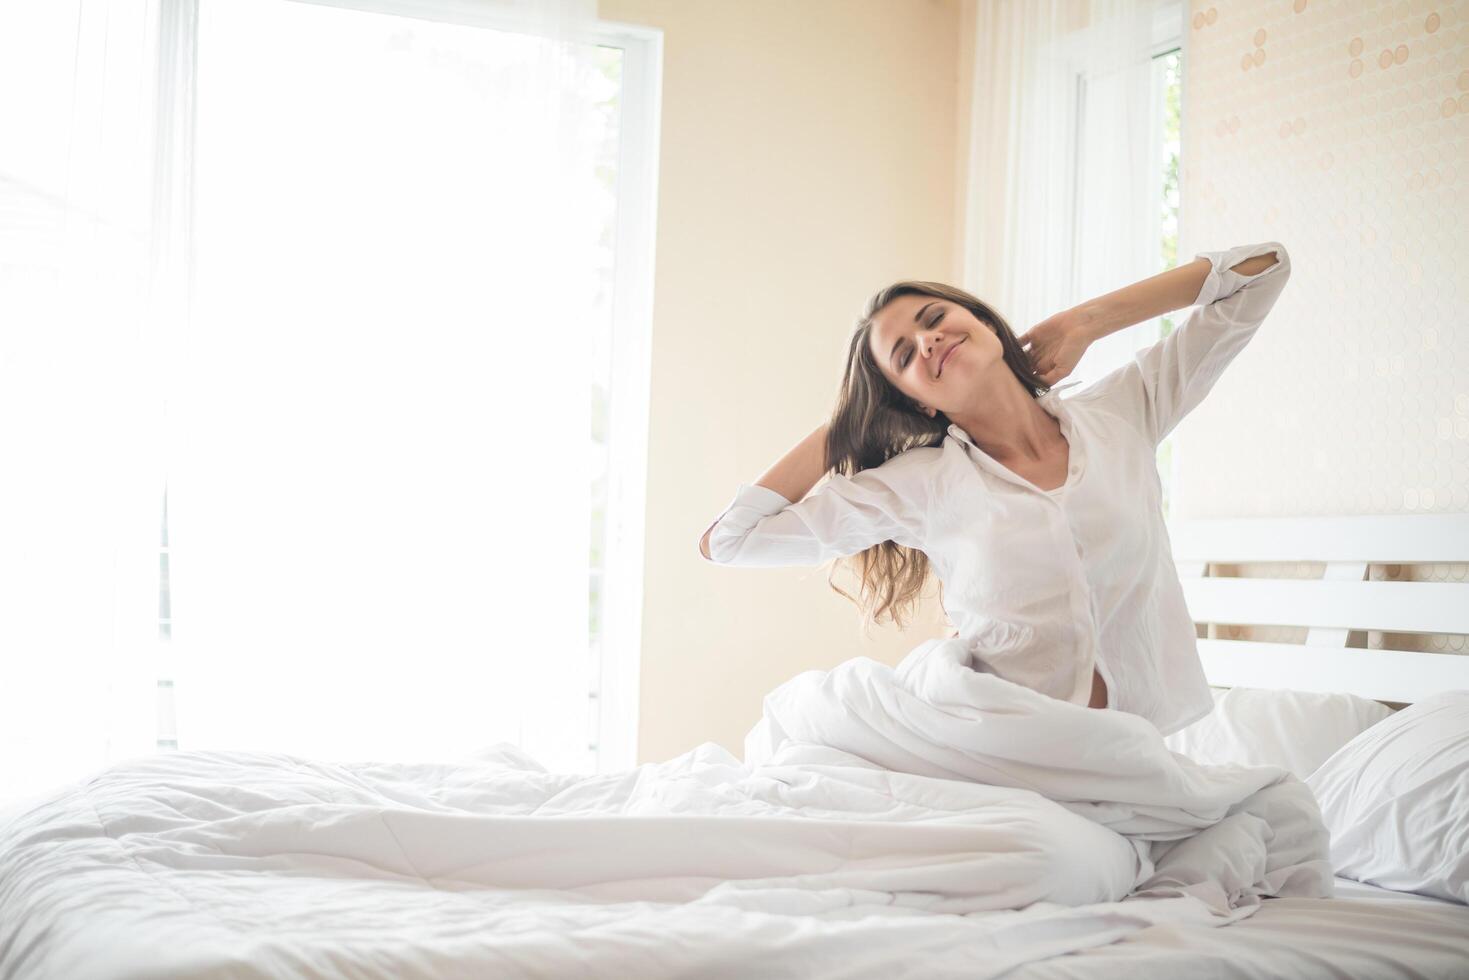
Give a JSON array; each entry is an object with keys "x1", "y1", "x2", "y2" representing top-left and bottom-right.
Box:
[{"x1": 0, "y1": 637, "x2": 1332, "y2": 979}]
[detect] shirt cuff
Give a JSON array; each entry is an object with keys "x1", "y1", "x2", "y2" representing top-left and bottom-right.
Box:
[
  {"x1": 719, "y1": 482, "x2": 794, "y2": 525},
  {"x1": 703, "y1": 482, "x2": 795, "y2": 562},
  {"x1": 1187, "y1": 241, "x2": 1287, "y2": 308}
]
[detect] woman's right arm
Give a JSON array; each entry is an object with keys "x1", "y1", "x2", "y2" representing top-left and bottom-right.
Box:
[
  {"x1": 699, "y1": 423, "x2": 830, "y2": 560},
  {"x1": 698, "y1": 425, "x2": 932, "y2": 568}
]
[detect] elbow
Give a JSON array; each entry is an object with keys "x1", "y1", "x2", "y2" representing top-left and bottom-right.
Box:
[
  {"x1": 1264, "y1": 242, "x2": 1289, "y2": 275},
  {"x1": 1275, "y1": 243, "x2": 1291, "y2": 277},
  {"x1": 1262, "y1": 241, "x2": 1290, "y2": 275},
  {"x1": 1229, "y1": 244, "x2": 1286, "y2": 278},
  {"x1": 698, "y1": 524, "x2": 716, "y2": 562}
]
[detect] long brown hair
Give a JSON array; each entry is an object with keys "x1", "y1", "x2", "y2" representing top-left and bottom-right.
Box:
[{"x1": 823, "y1": 280, "x2": 1053, "y2": 632}]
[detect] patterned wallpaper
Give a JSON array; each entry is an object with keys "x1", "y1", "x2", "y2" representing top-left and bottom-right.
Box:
[{"x1": 1178, "y1": 0, "x2": 1468, "y2": 658}]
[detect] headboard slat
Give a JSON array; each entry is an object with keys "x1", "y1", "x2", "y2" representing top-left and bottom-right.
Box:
[
  {"x1": 1179, "y1": 578, "x2": 1469, "y2": 635},
  {"x1": 1197, "y1": 640, "x2": 1469, "y2": 703},
  {"x1": 1168, "y1": 514, "x2": 1469, "y2": 564}
]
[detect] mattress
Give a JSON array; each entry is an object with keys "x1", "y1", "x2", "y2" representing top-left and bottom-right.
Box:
[{"x1": 1004, "y1": 877, "x2": 1469, "y2": 979}]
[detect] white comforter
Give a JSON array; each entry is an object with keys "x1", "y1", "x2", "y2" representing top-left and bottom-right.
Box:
[{"x1": 0, "y1": 637, "x2": 1332, "y2": 979}]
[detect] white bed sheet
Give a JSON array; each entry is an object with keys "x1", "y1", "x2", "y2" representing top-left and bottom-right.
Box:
[
  {"x1": 1003, "y1": 876, "x2": 1469, "y2": 979},
  {"x1": 1328, "y1": 876, "x2": 1467, "y2": 907}
]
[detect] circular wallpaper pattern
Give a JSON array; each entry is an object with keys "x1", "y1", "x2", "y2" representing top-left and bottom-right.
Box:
[{"x1": 1184, "y1": 0, "x2": 1467, "y2": 655}]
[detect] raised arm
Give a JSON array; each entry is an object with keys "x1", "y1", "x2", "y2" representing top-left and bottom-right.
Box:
[
  {"x1": 1074, "y1": 241, "x2": 1292, "y2": 446},
  {"x1": 699, "y1": 423, "x2": 830, "y2": 560},
  {"x1": 698, "y1": 435, "x2": 935, "y2": 568}
]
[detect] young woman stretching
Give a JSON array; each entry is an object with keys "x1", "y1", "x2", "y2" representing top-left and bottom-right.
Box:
[{"x1": 699, "y1": 243, "x2": 1291, "y2": 737}]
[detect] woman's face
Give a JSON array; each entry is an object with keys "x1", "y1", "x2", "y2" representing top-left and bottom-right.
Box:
[{"x1": 867, "y1": 295, "x2": 1004, "y2": 416}]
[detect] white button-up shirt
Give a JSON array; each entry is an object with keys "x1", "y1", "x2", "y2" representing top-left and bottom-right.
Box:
[{"x1": 702, "y1": 242, "x2": 1291, "y2": 736}]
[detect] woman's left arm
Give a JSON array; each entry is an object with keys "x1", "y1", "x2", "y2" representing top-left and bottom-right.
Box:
[
  {"x1": 1032, "y1": 243, "x2": 1292, "y2": 446},
  {"x1": 1019, "y1": 248, "x2": 1284, "y2": 386},
  {"x1": 1075, "y1": 249, "x2": 1281, "y2": 344}
]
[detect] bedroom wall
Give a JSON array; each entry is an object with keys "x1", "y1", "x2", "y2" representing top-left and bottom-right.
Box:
[
  {"x1": 1176, "y1": 0, "x2": 1469, "y2": 654},
  {"x1": 597, "y1": 0, "x2": 971, "y2": 764}
]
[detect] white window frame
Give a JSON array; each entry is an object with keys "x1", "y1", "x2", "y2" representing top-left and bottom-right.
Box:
[
  {"x1": 1046, "y1": 0, "x2": 1185, "y2": 374},
  {"x1": 1147, "y1": 5, "x2": 1185, "y2": 519},
  {"x1": 588, "y1": 16, "x2": 661, "y2": 772}
]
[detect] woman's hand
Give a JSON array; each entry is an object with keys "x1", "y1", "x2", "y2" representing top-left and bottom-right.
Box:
[{"x1": 1016, "y1": 307, "x2": 1097, "y2": 386}]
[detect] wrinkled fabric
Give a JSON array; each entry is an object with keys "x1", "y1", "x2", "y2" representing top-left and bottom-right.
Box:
[
  {"x1": 0, "y1": 638, "x2": 1331, "y2": 979},
  {"x1": 747, "y1": 636, "x2": 1335, "y2": 915}
]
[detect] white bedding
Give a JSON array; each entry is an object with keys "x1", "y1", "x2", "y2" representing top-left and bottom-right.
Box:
[
  {"x1": 1, "y1": 637, "x2": 1340, "y2": 979},
  {"x1": 1004, "y1": 877, "x2": 1469, "y2": 979}
]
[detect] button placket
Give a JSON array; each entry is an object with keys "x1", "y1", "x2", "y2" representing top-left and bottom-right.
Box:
[{"x1": 1056, "y1": 504, "x2": 1106, "y2": 703}]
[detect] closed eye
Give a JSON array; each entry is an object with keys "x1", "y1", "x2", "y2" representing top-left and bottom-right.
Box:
[{"x1": 902, "y1": 310, "x2": 945, "y2": 369}]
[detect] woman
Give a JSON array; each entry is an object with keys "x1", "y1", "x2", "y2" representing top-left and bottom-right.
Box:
[{"x1": 699, "y1": 242, "x2": 1292, "y2": 737}]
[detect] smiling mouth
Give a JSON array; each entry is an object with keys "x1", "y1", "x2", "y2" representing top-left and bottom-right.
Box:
[{"x1": 938, "y1": 338, "x2": 964, "y2": 377}]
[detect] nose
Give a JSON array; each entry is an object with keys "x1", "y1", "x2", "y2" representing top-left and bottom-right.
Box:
[{"x1": 921, "y1": 327, "x2": 943, "y2": 357}]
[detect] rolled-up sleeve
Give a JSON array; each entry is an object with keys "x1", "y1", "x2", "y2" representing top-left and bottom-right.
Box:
[
  {"x1": 700, "y1": 453, "x2": 932, "y2": 568},
  {"x1": 1088, "y1": 241, "x2": 1292, "y2": 446}
]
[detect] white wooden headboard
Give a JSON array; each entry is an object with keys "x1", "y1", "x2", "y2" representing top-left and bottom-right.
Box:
[{"x1": 1167, "y1": 514, "x2": 1469, "y2": 705}]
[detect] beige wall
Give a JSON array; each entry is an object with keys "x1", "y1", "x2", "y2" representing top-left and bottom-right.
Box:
[
  {"x1": 596, "y1": 0, "x2": 971, "y2": 764},
  {"x1": 1178, "y1": 1, "x2": 1469, "y2": 652}
]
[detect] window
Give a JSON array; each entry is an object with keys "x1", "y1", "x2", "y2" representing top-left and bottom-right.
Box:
[{"x1": 151, "y1": 0, "x2": 659, "y2": 773}]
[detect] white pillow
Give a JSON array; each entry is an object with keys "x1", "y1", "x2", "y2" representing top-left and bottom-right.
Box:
[
  {"x1": 1163, "y1": 686, "x2": 1392, "y2": 779},
  {"x1": 1305, "y1": 690, "x2": 1469, "y2": 905}
]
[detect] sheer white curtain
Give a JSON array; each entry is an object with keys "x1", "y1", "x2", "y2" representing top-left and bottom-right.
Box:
[
  {"x1": 0, "y1": 1, "x2": 166, "y2": 807},
  {"x1": 963, "y1": 0, "x2": 1165, "y2": 382},
  {"x1": 0, "y1": 0, "x2": 605, "y2": 808}
]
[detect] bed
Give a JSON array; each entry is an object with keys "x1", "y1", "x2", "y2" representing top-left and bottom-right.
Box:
[
  {"x1": 1005, "y1": 877, "x2": 1469, "y2": 978},
  {"x1": 2, "y1": 513, "x2": 1467, "y2": 979}
]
